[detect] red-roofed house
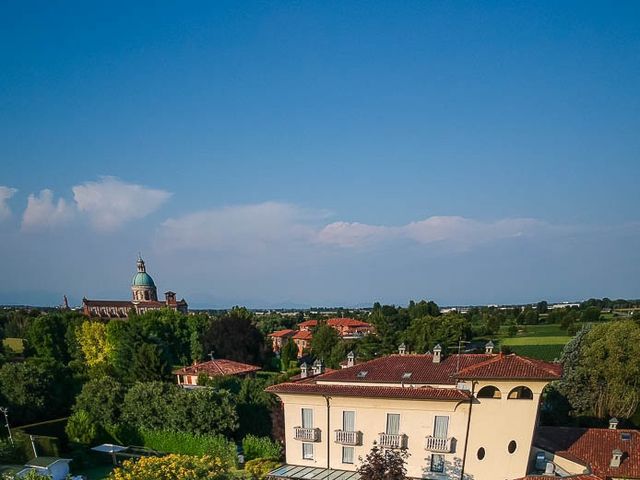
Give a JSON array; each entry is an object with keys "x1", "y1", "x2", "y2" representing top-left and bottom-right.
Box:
[
  {"x1": 265, "y1": 345, "x2": 563, "y2": 480},
  {"x1": 268, "y1": 329, "x2": 296, "y2": 354},
  {"x1": 298, "y1": 318, "x2": 374, "y2": 338},
  {"x1": 525, "y1": 423, "x2": 640, "y2": 479},
  {"x1": 174, "y1": 359, "x2": 261, "y2": 387}
]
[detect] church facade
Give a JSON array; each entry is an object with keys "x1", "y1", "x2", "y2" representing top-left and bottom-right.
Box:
[{"x1": 82, "y1": 257, "x2": 188, "y2": 319}]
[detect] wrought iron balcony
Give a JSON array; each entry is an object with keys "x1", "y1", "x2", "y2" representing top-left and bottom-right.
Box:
[
  {"x1": 294, "y1": 427, "x2": 321, "y2": 442},
  {"x1": 378, "y1": 433, "x2": 407, "y2": 449},
  {"x1": 335, "y1": 430, "x2": 362, "y2": 446},
  {"x1": 425, "y1": 436, "x2": 453, "y2": 453}
]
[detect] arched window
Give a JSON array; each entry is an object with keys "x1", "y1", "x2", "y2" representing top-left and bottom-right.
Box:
[
  {"x1": 477, "y1": 386, "x2": 502, "y2": 399},
  {"x1": 508, "y1": 386, "x2": 533, "y2": 400}
]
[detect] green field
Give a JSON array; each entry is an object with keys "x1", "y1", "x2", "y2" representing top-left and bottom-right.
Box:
[{"x1": 494, "y1": 324, "x2": 572, "y2": 361}]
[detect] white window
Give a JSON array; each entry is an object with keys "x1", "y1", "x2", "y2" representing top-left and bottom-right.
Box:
[
  {"x1": 302, "y1": 443, "x2": 314, "y2": 460},
  {"x1": 302, "y1": 408, "x2": 314, "y2": 429},
  {"x1": 386, "y1": 413, "x2": 400, "y2": 435},
  {"x1": 342, "y1": 446, "x2": 354, "y2": 464},
  {"x1": 433, "y1": 416, "x2": 449, "y2": 438},
  {"x1": 343, "y1": 411, "x2": 355, "y2": 431},
  {"x1": 431, "y1": 454, "x2": 445, "y2": 473}
]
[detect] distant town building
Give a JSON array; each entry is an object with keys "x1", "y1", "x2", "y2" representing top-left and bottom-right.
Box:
[
  {"x1": 269, "y1": 318, "x2": 374, "y2": 358},
  {"x1": 174, "y1": 358, "x2": 261, "y2": 387},
  {"x1": 82, "y1": 256, "x2": 187, "y2": 319}
]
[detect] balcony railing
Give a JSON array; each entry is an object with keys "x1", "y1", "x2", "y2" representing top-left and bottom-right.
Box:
[
  {"x1": 378, "y1": 433, "x2": 407, "y2": 449},
  {"x1": 335, "y1": 430, "x2": 362, "y2": 446},
  {"x1": 294, "y1": 427, "x2": 321, "y2": 442},
  {"x1": 425, "y1": 436, "x2": 453, "y2": 453}
]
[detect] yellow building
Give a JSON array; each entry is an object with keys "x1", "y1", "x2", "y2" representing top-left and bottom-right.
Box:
[{"x1": 266, "y1": 344, "x2": 562, "y2": 480}]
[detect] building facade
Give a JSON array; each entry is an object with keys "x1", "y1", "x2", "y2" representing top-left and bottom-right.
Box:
[
  {"x1": 82, "y1": 256, "x2": 188, "y2": 319},
  {"x1": 266, "y1": 345, "x2": 562, "y2": 480}
]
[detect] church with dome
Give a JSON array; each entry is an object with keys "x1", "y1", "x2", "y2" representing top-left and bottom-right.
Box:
[{"x1": 82, "y1": 256, "x2": 188, "y2": 319}]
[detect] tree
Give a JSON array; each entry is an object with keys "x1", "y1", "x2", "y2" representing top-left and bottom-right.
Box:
[
  {"x1": 108, "y1": 454, "x2": 230, "y2": 480},
  {"x1": 121, "y1": 382, "x2": 238, "y2": 436},
  {"x1": 0, "y1": 359, "x2": 73, "y2": 424},
  {"x1": 24, "y1": 313, "x2": 70, "y2": 362},
  {"x1": 581, "y1": 306, "x2": 601, "y2": 323},
  {"x1": 131, "y1": 342, "x2": 172, "y2": 382},
  {"x1": 310, "y1": 324, "x2": 341, "y2": 366},
  {"x1": 404, "y1": 314, "x2": 472, "y2": 353},
  {"x1": 65, "y1": 409, "x2": 98, "y2": 444},
  {"x1": 357, "y1": 444, "x2": 408, "y2": 480},
  {"x1": 558, "y1": 321, "x2": 640, "y2": 419},
  {"x1": 280, "y1": 338, "x2": 298, "y2": 371},
  {"x1": 202, "y1": 308, "x2": 266, "y2": 365},
  {"x1": 77, "y1": 320, "x2": 112, "y2": 367},
  {"x1": 72, "y1": 376, "x2": 125, "y2": 427}
]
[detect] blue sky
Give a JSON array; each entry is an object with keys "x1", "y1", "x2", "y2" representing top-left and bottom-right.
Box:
[{"x1": 1, "y1": 1, "x2": 639, "y2": 307}]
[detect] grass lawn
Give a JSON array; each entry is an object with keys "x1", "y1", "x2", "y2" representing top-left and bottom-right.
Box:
[
  {"x1": 2, "y1": 337, "x2": 24, "y2": 353},
  {"x1": 501, "y1": 335, "x2": 569, "y2": 346}
]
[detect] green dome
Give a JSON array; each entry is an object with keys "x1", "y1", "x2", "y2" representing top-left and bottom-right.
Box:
[{"x1": 132, "y1": 272, "x2": 156, "y2": 287}]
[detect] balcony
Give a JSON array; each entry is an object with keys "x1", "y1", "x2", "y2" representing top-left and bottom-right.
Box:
[
  {"x1": 378, "y1": 433, "x2": 407, "y2": 449},
  {"x1": 425, "y1": 436, "x2": 454, "y2": 453},
  {"x1": 294, "y1": 427, "x2": 321, "y2": 442},
  {"x1": 335, "y1": 430, "x2": 363, "y2": 446}
]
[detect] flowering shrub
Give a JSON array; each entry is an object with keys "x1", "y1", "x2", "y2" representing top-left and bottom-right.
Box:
[
  {"x1": 108, "y1": 454, "x2": 230, "y2": 480},
  {"x1": 245, "y1": 458, "x2": 282, "y2": 480}
]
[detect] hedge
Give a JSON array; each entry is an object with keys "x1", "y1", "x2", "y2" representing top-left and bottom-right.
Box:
[{"x1": 242, "y1": 435, "x2": 282, "y2": 461}]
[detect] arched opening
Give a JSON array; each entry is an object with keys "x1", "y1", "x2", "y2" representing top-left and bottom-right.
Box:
[
  {"x1": 508, "y1": 386, "x2": 533, "y2": 399},
  {"x1": 477, "y1": 385, "x2": 502, "y2": 399},
  {"x1": 144, "y1": 290, "x2": 150, "y2": 301}
]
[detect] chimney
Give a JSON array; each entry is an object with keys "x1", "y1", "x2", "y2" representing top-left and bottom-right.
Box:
[
  {"x1": 485, "y1": 341, "x2": 494, "y2": 354},
  {"x1": 398, "y1": 343, "x2": 406, "y2": 355},
  {"x1": 300, "y1": 362, "x2": 308, "y2": 378},
  {"x1": 609, "y1": 417, "x2": 619, "y2": 430},
  {"x1": 346, "y1": 351, "x2": 355, "y2": 367},
  {"x1": 312, "y1": 359, "x2": 324, "y2": 375},
  {"x1": 610, "y1": 448, "x2": 623, "y2": 468},
  {"x1": 433, "y1": 344, "x2": 442, "y2": 363}
]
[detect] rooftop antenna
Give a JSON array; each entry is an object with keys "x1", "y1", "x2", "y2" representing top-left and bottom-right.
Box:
[
  {"x1": 455, "y1": 339, "x2": 471, "y2": 374},
  {"x1": 0, "y1": 407, "x2": 13, "y2": 445},
  {"x1": 208, "y1": 351, "x2": 215, "y2": 361}
]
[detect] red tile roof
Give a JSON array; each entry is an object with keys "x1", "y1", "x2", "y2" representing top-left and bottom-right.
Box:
[
  {"x1": 269, "y1": 329, "x2": 295, "y2": 338},
  {"x1": 455, "y1": 353, "x2": 563, "y2": 380},
  {"x1": 516, "y1": 475, "x2": 602, "y2": 480},
  {"x1": 536, "y1": 426, "x2": 640, "y2": 479},
  {"x1": 173, "y1": 359, "x2": 261, "y2": 377},
  {"x1": 298, "y1": 318, "x2": 372, "y2": 328},
  {"x1": 266, "y1": 382, "x2": 471, "y2": 401},
  {"x1": 312, "y1": 353, "x2": 561, "y2": 385},
  {"x1": 293, "y1": 330, "x2": 313, "y2": 340}
]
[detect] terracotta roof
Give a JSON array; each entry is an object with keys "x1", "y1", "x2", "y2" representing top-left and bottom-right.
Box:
[
  {"x1": 266, "y1": 382, "x2": 470, "y2": 401},
  {"x1": 315, "y1": 353, "x2": 494, "y2": 385},
  {"x1": 83, "y1": 299, "x2": 134, "y2": 307},
  {"x1": 455, "y1": 353, "x2": 563, "y2": 380},
  {"x1": 269, "y1": 329, "x2": 296, "y2": 338},
  {"x1": 174, "y1": 359, "x2": 261, "y2": 377},
  {"x1": 516, "y1": 475, "x2": 602, "y2": 480},
  {"x1": 293, "y1": 330, "x2": 313, "y2": 340},
  {"x1": 298, "y1": 318, "x2": 372, "y2": 328},
  {"x1": 535, "y1": 426, "x2": 640, "y2": 479}
]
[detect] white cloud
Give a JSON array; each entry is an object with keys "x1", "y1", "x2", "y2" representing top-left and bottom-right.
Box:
[
  {"x1": 319, "y1": 216, "x2": 553, "y2": 250},
  {"x1": 0, "y1": 186, "x2": 18, "y2": 221},
  {"x1": 72, "y1": 176, "x2": 171, "y2": 232},
  {"x1": 21, "y1": 189, "x2": 74, "y2": 231},
  {"x1": 157, "y1": 200, "x2": 561, "y2": 255},
  {"x1": 157, "y1": 202, "x2": 316, "y2": 251}
]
